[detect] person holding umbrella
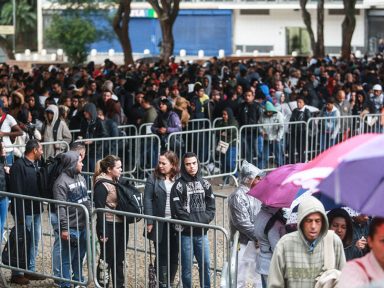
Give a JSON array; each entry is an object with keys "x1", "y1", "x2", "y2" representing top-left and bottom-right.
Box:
[
  {"x1": 338, "y1": 217, "x2": 384, "y2": 287},
  {"x1": 228, "y1": 160, "x2": 265, "y2": 287}
]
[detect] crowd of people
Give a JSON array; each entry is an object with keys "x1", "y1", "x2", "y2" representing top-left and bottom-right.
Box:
[
  {"x1": 228, "y1": 160, "x2": 384, "y2": 288},
  {"x1": 0, "y1": 53, "x2": 383, "y2": 287},
  {"x1": 0, "y1": 53, "x2": 384, "y2": 172}
]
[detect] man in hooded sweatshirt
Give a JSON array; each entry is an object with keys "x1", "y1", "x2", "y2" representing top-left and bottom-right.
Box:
[
  {"x1": 258, "y1": 101, "x2": 284, "y2": 169},
  {"x1": 228, "y1": 160, "x2": 264, "y2": 287},
  {"x1": 268, "y1": 196, "x2": 346, "y2": 288},
  {"x1": 53, "y1": 151, "x2": 91, "y2": 288},
  {"x1": 43, "y1": 104, "x2": 72, "y2": 158},
  {"x1": 171, "y1": 152, "x2": 216, "y2": 288}
]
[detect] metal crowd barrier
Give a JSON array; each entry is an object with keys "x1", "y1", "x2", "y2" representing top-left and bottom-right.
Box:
[
  {"x1": 70, "y1": 125, "x2": 138, "y2": 141},
  {"x1": 167, "y1": 126, "x2": 239, "y2": 181},
  {"x1": 305, "y1": 115, "x2": 362, "y2": 161},
  {"x1": 0, "y1": 191, "x2": 91, "y2": 288},
  {"x1": 361, "y1": 113, "x2": 383, "y2": 134},
  {"x1": 74, "y1": 134, "x2": 161, "y2": 181},
  {"x1": 92, "y1": 208, "x2": 231, "y2": 288}
]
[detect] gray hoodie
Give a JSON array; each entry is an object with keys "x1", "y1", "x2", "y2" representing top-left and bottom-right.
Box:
[
  {"x1": 53, "y1": 151, "x2": 90, "y2": 231},
  {"x1": 268, "y1": 196, "x2": 346, "y2": 288},
  {"x1": 43, "y1": 104, "x2": 72, "y2": 158}
]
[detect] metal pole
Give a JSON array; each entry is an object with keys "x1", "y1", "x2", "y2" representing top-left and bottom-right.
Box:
[
  {"x1": 37, "y1": 0, "x2": 43, "y2": 52},
  {"x1": 12, "y1": 0, "x2": 16, "y2": 53}
]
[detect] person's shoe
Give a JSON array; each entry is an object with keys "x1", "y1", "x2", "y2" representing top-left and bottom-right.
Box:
[
  {"x1": 25, "y1": 273, "x2": 47, "y2": 280},
  {"x1": 10, "y1": 275, "x2": 30, "y2": 285}
]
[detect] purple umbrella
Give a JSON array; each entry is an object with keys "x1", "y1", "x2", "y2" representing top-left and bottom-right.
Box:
[
  {"x1": 248, "y1": 163, "x2": 305, "y2": 208},
  {"x1": 318, "y1": 134, "x2": 384, "y2": 217}
]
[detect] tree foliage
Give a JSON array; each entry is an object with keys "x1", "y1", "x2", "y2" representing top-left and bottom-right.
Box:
[
  {"x1": 0, "y1": 0, "x2": 37, "y2": 58},
  {"x1": 46, "y1": 15, "x2": 98, "y2": 64}
]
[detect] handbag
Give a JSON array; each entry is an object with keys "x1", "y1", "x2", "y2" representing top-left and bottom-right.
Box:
[
  {"x1": 216, "y1": 140, "x2": 229, "y2": 154},
  {"x1": 148, "y1": 241, "x2": 157, "y2": 288},
  {"x1": 314, "y1": 231, "x2": 341, "y2": 288}
]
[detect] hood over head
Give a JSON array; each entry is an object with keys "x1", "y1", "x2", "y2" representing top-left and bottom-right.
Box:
[
  {"x1": 239, "y1": 160, "x2": 265, "y2": 186},
  {"x1": 264, "y1": 101, "x2": 278, "y2": 113},
  {"x1": 83, "y1": 102, "x2": 97, "y2": 122},
  {"x1": 327, "y1": 208, "x2": 353, "y2": 246},
  {"x1": 180, "y1": 152, "x2": 201, "y2": 182},
  {"x1": 61, "y1": 151, "x2": 81, "y2": 177},
  {"x1": 297, "y1": 196, "x2": 328, "y2": 242},
  {"x1": 260, "y1": 84, "x2": 270, "y2": 97},
  {"x1": 45, "y1": 104, "x2": 59, "y2": 124}
]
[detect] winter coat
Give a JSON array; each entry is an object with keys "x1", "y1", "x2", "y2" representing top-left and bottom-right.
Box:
[
  {"x1": 170, "y1": 155, "x2": 215, "y2": 235},
  {"x1": 215, "y1": 107, "x2": 238, "y2": 145},
  {"x1": 144, "y1": 173, "x2": 176, "y2": 241},
  {"x1": 319, "y1": 106, "x2": 341, "y2": 139},
  {"x1": 53, "y1": 151, "x2": 90, "y2": 231},
  {"x1": 237, "y1": 101, "x2": 263, "y2": 127},
  {"x1": 258, "y1": 102, "x2": 285, "y2": 141},
  {"x1": 268, "y1": 196, "x2": 346, "y2": 288},
  {"x1": 10, "y1": 156, "x2": 42, "y2": 220},
  {"x1": 43, "y1": 104, "x2": 72, "y2": 158}
]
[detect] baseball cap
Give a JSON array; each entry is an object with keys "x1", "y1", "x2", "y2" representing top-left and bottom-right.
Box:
[{"x1": 373, "y1": 84, "x2": 382, "y2": 91}]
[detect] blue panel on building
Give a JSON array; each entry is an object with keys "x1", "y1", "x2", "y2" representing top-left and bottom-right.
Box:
[{"x1": 88, "y1": 9, "x2": 232, "y2": 56}]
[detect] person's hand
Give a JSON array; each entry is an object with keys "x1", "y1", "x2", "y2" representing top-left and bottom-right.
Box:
[
  {"x1": 0, "y1": 131, "x2": 4, "y2": 137},
  {"x1": 355, "y1": 236, "x2": 367, "y2": 250},
  {"x1": 159, "y1": 127, "x2": 167, "y2": 134},
  {"x1": 147, "y1": 224, "x2": 153, "y2": 233},
  {"x1": 84, "y1": 140, "x2": 93, "y2": 145},
  {"x1": 61, "y1": 231, "x2": 69, "y2": 241}
]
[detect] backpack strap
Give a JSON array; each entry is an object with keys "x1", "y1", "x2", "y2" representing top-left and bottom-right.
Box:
[
  {"x1": 264, "y1": 209, "x2": 286, "y2": 235},
  {"x1": 94, "y1": 178, "x2": 117, "y2": 209},
  {"x1": 355, "y1": 260, "x2": 372, "y2": 282},
  {"x1": 52, "y1": 119, "x2": 61, "y2": 141}
]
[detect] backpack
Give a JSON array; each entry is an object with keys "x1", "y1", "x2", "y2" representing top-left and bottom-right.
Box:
[
  {"x1": 2, "y1": 224, "x2": 31, "y2": 269},
  {"x1": 96, "y1": 179, "x2": 143, "y2": 223},
  {"x1": 264, "y1": 208, "x2": 287, "y2": 235},
  {"x1": 37, "y1": 155, "x2": 64, "y2": 199}
]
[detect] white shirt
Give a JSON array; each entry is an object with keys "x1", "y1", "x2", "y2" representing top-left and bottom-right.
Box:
[{"x1": 0, "y1": 114, "x2": 18, "y2": 152}]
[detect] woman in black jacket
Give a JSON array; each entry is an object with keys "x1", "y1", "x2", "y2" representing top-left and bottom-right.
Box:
[
  {"x1": 93, "y1": 155, "x2": 125, "y2": 288},
  {"x1": 144, "y1": 151, "x2": 180, "y2": 288}
]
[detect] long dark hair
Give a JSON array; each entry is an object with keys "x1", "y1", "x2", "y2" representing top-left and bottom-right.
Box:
[
  {"x1": 327, "y1": 208, "x2": 353, "y2": 247},
  {"x1": 153, "y1": 151, "x2": 179, "y2": 180}
]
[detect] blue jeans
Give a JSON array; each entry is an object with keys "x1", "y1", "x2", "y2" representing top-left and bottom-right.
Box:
[
  {"x1": 320, "y1": 133, "x2": 336, "y2": 152},
  {"x1": 220, "y1": 146, "x2": 237, "y2": 174},
  {"x1": 181, "y1": 234, "x2": 210, "y2": 288},
  {"x1": 5, "y1": 152, "x2": 13, "y2": 166},
  {"x1": 50, "y1": 213, "x2": 61, "y2": 278},
  {"x1": 0, "y1": 197, "x2": 8, "y2": 245},
  {"x1": 58, "y1": 228, "x2": 87, "y2": 288},
  {"x1": 12, "y1": 214, "x2": 41, "y2": 276},
  {"x1": 242, "y1": 134, "x2": 263, "y2": 166},
  {"x1": 260, "y1": 140, "x2": 284, "y2": 169}
]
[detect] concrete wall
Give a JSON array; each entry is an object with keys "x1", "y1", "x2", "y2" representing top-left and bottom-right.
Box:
[{"x1": 233, "y1": 9, "x2": 365, "y2": 55}]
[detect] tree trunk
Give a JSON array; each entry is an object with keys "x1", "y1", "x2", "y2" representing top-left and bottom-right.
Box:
[
  {"x1": 113, "y1": 0, "x2": 134, "y2": 66},
  {"x1": 341, "y1": 0, "x2": 357, "y2": 60},
  {"x1": 148, "y1": 0, "x2": 180, "y2": 64},
  {"x1": 0, "y1": 36, "x2": 15, "y2": 60},
  {"x1": 316, "y1": 0, "x2": 325, "y2": 57},
  {"x1": 159, "y1": 18, "x2": 174, "y2": 64},
  {"x1": 300, "y1": 0, "x2": 317, "y2": 57}
]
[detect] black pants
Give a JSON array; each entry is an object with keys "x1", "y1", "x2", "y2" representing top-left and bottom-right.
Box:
[
  {"x1": 97, "y1": 221, "x2": 128, "y2": 288},
  {"x1": 154, "y1": 225, "x2": 179, "y2": 287}
]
